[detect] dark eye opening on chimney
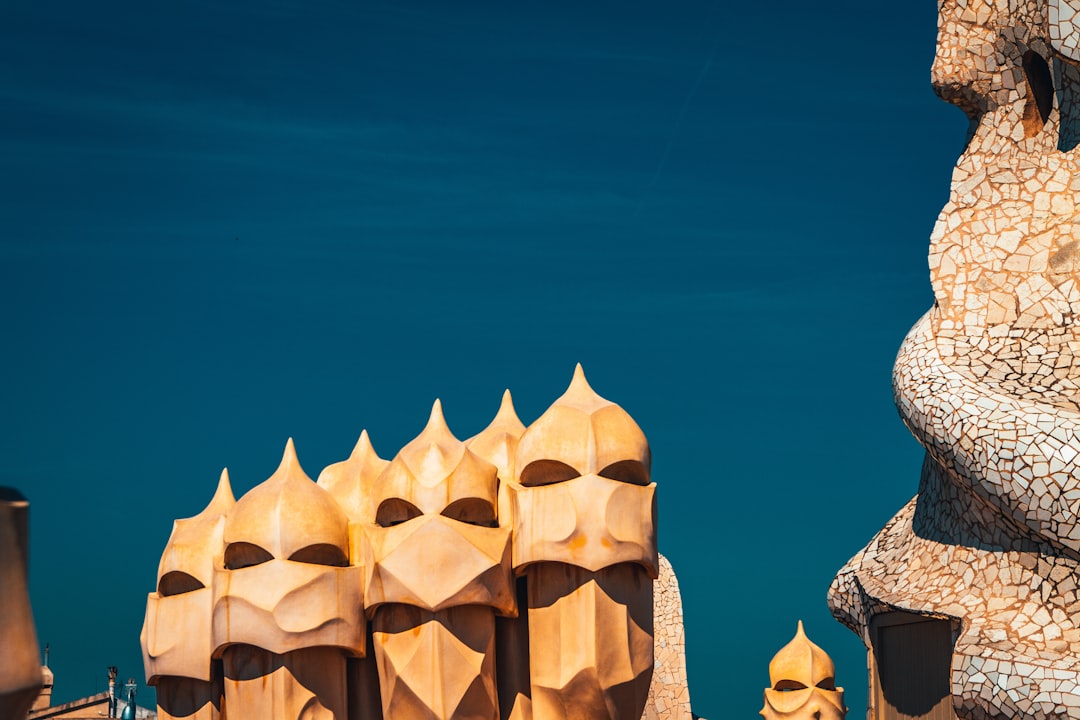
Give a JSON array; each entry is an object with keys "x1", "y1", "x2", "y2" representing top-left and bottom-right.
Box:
[{"x1": 1022, "y1": 50, "x2": 1054, "y2": 137}]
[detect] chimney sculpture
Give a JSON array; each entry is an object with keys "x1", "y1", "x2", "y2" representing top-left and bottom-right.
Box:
[
  {"x1": 831, "y1": 1, "x2": 1080, "y2": 718},
  {"x1": 363, "y1": 401, "x2": 515, "y2": 720},
  {"x1": 510, "y1": 366, "x2": 657, "y2": 720},
  {"x1": 0, "y1": 487, "x2": 41, "y2": 720},
  {"x1": 317, "y1": 431, "x2": 388, "y2": 720},
  {"x1": 142, "y1": 367, "x2": 667, "y2": 720},
  {"x1": 466, "y1": 392, "x2": 531, "y2": 720},
  {"x1": 212, "y1": 440, "x2": 365, "y2": 719},
  {"x1": 760, "y1": 622, "x2": 845, "y2": 720},
  {"x1": 34, "y1": 647, "x2": 53, "y2": 712},
  {"x1": 141, "y1": 470, "x2": 233, "y2": 720}
]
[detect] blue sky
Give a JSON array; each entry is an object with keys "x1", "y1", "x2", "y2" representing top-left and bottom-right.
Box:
[{"x1": 2, "y1": 1, "x2": 968, "y2": 716}]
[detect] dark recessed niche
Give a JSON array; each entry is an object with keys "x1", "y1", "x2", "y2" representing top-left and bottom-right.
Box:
[
  {"x1": 871, "y1": 613, "x2": 959, "y2": 720},
  {"x1": 223, "y1": 541, "x2": 274, "y2": 569},
  {"x1": 288, "y1": 543, "x2": 349, "y2": 567},
  {"x1": 1022, "y1": 50, "x2": 1054, "y2": 137},
  {"x1": 375, "y1": 497, "x2": 422, "y2": 527},
  {"x1": 158, "y1": 570, "x2": 205, "y2": 596}
]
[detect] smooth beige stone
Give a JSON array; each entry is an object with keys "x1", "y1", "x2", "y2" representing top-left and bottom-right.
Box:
[
  {"x1": 510, "y1": 475, "x2": 657, "y2": 575},
  {"x1": 526, "y1": 563, "x2": 653, "y2": 720},
  {"x1": 366, "y1": 401, "x2": 514, "y2": 720},
  {"x1": 143, "y1": 470, "x2": 233, "y2": 686},
  {"x1": 140, "y1": 368, "x2": 686, "y2": 720},
  {"x1": 144, "y1": 589, "x2": 214, "y2": 680},
  {"x1": 318, "y1": 431, "x2": 389, "y2": 525},
  {"x1": 216, "y1": 442, "x2": 364, "y2": 720},
  {"x1": 512, "y1": 365, "x2": 657, "y2": 720},
  {"x1": 468, "y1": 393, "x2": 533, "y2": 720},
  {"x1": 0, "y1": 488, "x2": 41, "y2": 720},
  {"x1": 223, "y1": 439, "x2": 351, "y2": 568},
  {"x1": 466, "y1": 390, "x2": 526, "y2": 488},
  {"x1": 515, "y1": 365, "x2": 651, "y2": 488},
  {"x1": 156, "y1": 469, "x2": 234, "y2": 594},
  {"x1": 363, "y1": 515, "x2": 513, "y2": 614},
  {"x1": 470, "y1": 395, "x2": 537, "y2": 720},
  {"x1": 212, "y1": 440, "x2": 365, "y2": 658},
  {"x1": 373, "y1": 401, "x2": 498, "y2": 524},
  {"x1": 760, "y1": 622, "x2": 845, "y2": 720},
  {"x1": 512, "y1": 367, "x2": 657, "y2": 579},
  {"x1": 222, "y1": 645, "x2": 348, "y2": 720},
  {"x1": 143, "y1": 473, "x2": 232, "y2": 719},
  {"x1": 372, "y1": 605, "x2": 497, "y2": 720},
  {"x1": 212, "y1": 560, "x2": 365, "y2": 655},
  {"x1": 466, "y1": 390, "x2": 526, "y2": 533}
]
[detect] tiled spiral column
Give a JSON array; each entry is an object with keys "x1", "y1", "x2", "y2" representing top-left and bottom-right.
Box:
[{"x1": 831, "y1": 2, "x2": 1080, "y2": 718}]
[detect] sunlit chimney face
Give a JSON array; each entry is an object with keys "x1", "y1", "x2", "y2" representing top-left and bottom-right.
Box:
[
  {"x1": 363, "y1": 400, "x2": 514, "y2": 720},
  {"x1": 761, "y1": 622, "x2": 846, "y2": 720},
  {"x1": 142, "y1": 470, "x2": 233, "y2": 689},
  {"x1": 212, "y1": 440, "x2": 364, "y2": 657},
  {"x1": 0, "y1": 489, "x2": 43, "y2": 719},
  {"x1": 512, "y1": 364, "x2": 656, "y2": 576},
  {"x1": 510, "y1": 365, "x2": 657, "y2": 720},
  {"x1": 142, "y1": 368, "x2": 673, "y2": 720}
]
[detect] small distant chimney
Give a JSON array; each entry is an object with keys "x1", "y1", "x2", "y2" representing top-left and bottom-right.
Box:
[
  {"x1": 32, "y1": 643, "x2": 54, "y2": 710},
  {"x1": 108, "y1": 666, "x2": 118, "y2": 718}
]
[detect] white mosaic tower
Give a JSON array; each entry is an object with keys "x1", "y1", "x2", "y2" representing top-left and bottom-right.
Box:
[{"x1": 831, "y1": 2, "x2": 1080, "y2": 719}]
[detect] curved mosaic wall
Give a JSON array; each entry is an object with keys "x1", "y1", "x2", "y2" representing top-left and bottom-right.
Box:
[{"x1": 831, "y1": 1, "x2": 1080, "y2": 718}]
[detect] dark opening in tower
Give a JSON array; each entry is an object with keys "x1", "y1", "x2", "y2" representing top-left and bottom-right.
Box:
[
  {"x1": 1022, "y1": 50, "x2": 1054, "y2": 137},
  {"x1": 869, "y1": 612, "x2": 958, "y2": 720}
]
